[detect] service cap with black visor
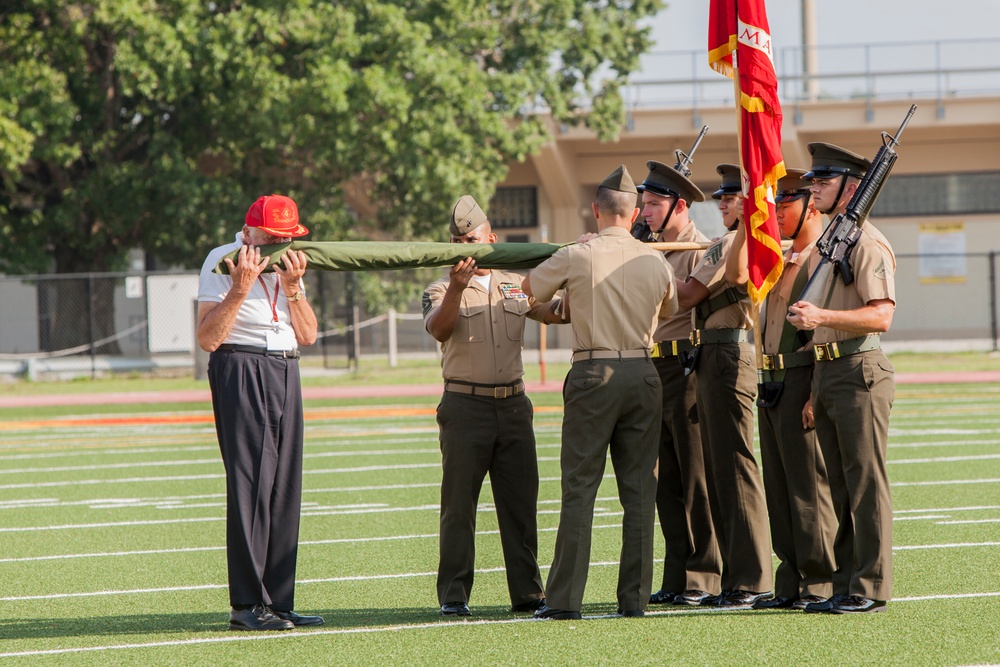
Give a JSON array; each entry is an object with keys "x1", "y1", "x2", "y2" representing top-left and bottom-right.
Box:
[
  {"x1": 774, "y1": 169, "x2": 813, "y2": 240},
  {"x1": 634, "y1": 161, "x2": 706, "y2": 241},
  {"x1": 803, "y1": 143, "x2": 871, "y2": 215},
  {"x1": 711, "y1": 163, "x2": 743, "y2": 232}
]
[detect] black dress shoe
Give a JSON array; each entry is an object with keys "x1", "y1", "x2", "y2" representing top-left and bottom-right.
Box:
[
  {"x1": 792, "y1": 595, "x2": 827, "y2": 610},
  {"x1": 533, "y1": 604, "x2": 582, "y2": 620},
  {"x1": 674, "y1": 589, "x2": 711, "y2": 606},
  {"x1": 700, "y1": 590, "x2": 732, "y2": 606},
  {"x1": 707, "y1": 590, "x2": 771, "y2": 608},
  {"x1": 752, "y1": 595, "x2": 795, "y2": 610},
  {"x1": 229, "y1": 604, "x2": 295, "y2": 631},
  {"x1": 649, "y1": 589, "x2": 679, "y2": 605},
  {"x1": 616, "y1": 609, "x2": 644, "y2": 617},
  {"x1": 271, "y1": 609, "x2": 325, "y2": 626},
  {"x1": 511, "y1": 598, "x2": 546, "y2": 613},
  {"x1": 803, "y1": 593, "x2": 849, "y2": 614},
  {"x1": 831, "y1": 595, "x2": 887, "y2": 614},
  {"x1": 440, "y1": 601, "x2": 471, "y2": 617}
]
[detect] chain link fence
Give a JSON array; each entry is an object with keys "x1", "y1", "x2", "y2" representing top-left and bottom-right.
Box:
[{"x1": 1, "y1": 254, "x2": 998, "y2": 379}]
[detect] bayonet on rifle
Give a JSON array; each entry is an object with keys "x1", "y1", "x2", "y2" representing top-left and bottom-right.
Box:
[{"x1": 674, "y1": 125, "x2": 709, "y2": 178}]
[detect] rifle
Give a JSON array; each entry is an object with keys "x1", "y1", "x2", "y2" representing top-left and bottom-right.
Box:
[
  {"x1": 631, "y1": 125, "x2": 709, "y2": 242},
  {"x1": 796, "y1": 105, "x2": 917, "y2": 306},
  {"x1": 673, "y1": 124, "x2": 709, "y2": 178}
]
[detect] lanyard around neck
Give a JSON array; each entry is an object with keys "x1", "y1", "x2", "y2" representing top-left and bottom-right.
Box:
[{"x1": 257, "y1": 275, "x2": 280, "y2": 325}]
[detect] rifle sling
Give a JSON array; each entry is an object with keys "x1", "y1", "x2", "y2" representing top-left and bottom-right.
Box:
[
  {"x1": 695, "y1": 286, "x2": 748, "y2": 328},
  {"x1": 762, "y1": 260, "x2": 813, "y2": 384}
]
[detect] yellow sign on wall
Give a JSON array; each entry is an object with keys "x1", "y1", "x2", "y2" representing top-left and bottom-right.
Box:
[{"x1": 918, "y1": 222, "x2": 966, "y2": 284}]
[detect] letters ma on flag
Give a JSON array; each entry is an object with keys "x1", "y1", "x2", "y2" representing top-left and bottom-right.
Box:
[{"x1": 708, "y1": 0, "x2": 786, "y2": 304}]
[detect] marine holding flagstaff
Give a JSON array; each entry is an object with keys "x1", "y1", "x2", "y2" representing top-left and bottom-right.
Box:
[
  {"x1": 636, "y1": 160, "x2": 722, "y2": 608},
  {"x1": 788, "y1": 141, "x2": 899, "y2": 614},
  {"x1": 522, "y1": 164, "x2": 677, "y2": 620},
  {"x1": 422, "y1": 195, "x2": 565, "y2": 618},
  {"x1": 673, "y1": 163, "x2": 773, "y2": 609},
  {"x1": 728, "y1": 169, "x2": 838, "y2": 610}
]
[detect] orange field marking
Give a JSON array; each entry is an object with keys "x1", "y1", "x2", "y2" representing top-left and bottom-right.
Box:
[{"x1": 0, "y1": 404, "x2": 564, "y2": 431}]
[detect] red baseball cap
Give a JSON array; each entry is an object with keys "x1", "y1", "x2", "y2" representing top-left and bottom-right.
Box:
[{"x1": 245, "y1": 194, "x2": 309, "y2": 237}]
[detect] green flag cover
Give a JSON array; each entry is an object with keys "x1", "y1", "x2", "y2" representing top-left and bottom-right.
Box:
[{"x1": 213, "y1": 241, "x2": 567, "y2": 274}]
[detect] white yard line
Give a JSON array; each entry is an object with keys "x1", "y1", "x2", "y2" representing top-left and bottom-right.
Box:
[
  {"x1": 3, "y1": 493, "x2": 998, "y2": 533},
  {"x1": 3, "y1": 541, "x2": 998, "y2": 602},
  {"x1": 1, "y1": 591, "x2": 999, "y2": 659}
]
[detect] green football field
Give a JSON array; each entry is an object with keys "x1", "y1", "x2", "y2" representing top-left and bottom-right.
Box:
[{"x1": 1, "y1": 382, "x2": 998, "y2": 666}]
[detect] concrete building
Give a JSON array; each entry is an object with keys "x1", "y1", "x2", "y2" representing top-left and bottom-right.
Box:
[{"x1": 488, "y1": 39, "x2": 1000, "y2": 349}]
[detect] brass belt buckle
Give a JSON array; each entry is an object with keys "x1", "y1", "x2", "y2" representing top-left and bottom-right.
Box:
[
  {"x1": 814, "y1": 342, "x2": 840, "y2": 361},
  {"x1": 762, "y1": 355, "x2": 776, "y2": 371},
  {"x1": 494, "y1": 386, "x2": 508, "y2": 399},
  {"x1": 650, "y1": 343, "x2": 662, "y2": 359},
  {"x1": 689, "y1": 330, "x2": 702, "y2": 347}
]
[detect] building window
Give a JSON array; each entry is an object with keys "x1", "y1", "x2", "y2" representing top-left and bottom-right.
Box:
[
  {"x1": 874, "y1": 172, "x2": 1000, "y2": 217},
  {"x1": 489, "y1": 187, "x2": 538, "y2": 228}
]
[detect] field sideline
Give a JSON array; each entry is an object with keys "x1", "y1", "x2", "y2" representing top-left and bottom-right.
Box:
[{"x1": 0, "y1": 379, "x2": 998, "y2": 666}]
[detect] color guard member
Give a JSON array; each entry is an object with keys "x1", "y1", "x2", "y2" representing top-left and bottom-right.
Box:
[{"x1": 789, "y1": 143, "x2": 897, "y2": 614}]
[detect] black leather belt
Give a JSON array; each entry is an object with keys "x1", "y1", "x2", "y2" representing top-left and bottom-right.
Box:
[
  {"x1": 813, "y1": 334, "x2": 881, "y2": 362},
  {"x1": 216, "y1": 344, "x2": 300, "y2": 359},
  {"x1": 651, "y1": 339, "x2": 695, "y2": 358},
  {"x1": 571, "y1": 349, "x2": 651, "y2": 364},
  {"x1": 444, "y1": 380, "x2": 525, "y2": 399},
  {"x1": 689, "y1": 328, "x2": 750, "y2": 346}
]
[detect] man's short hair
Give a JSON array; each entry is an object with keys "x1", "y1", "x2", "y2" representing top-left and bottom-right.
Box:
[{"x1": 595, "y1": 187, "x2": 638, "y2": 218}]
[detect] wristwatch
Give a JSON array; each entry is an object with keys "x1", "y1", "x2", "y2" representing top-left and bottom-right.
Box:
[{"x1": 287, "y1": 290, "x2": 305, "y2": 302}]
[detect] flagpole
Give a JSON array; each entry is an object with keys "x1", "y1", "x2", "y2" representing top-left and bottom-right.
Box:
[{"x1": 731, "y1": 20, "x2": 766, "y2": 376}]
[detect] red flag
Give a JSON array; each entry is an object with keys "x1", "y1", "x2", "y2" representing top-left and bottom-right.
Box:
[{"x1": 709, "y1": 0, "x2": 785, "y2": 304}]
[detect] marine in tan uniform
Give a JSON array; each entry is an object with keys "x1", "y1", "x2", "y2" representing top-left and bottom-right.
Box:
[
  {"x1": 675, "y1": 164, "x2": 773, "y2": 608},
  {"x1": 635, "y1": 161, "x2": 721, "y2": 607},
  {"x1": 523, "y1": 165, "x2": 678, "y2": 620},
  {"x1": 423, "y1": 196, "x2": 564, "y2": 617},
  {"x1": 728, "y1": 170, "x2": 838, "y2": 610},
  {"x1": 789, "y1": 143, "x2": 896, "y2": 614}
]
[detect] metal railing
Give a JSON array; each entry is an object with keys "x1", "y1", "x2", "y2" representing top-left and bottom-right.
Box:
[{"x1": 625, "y1": 38, "x2": 1000, "y2": 122}]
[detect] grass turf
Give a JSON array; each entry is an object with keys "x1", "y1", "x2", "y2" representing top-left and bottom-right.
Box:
[{"x1": 0, "y1": 383, "x2": 998, "y2": 666}]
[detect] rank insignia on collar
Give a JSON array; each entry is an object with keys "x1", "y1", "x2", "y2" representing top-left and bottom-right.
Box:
[{"x1": 499, "y1": 283, "x2": 527, "y2": 299}]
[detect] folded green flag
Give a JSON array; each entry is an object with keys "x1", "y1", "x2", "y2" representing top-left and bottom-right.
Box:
[{"x1": 213, "y1": 241, "x2": 567, "y2": 274}]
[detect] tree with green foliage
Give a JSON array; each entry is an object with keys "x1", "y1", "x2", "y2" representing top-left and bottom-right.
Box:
[{"x1": 0, "y1": 0, "x2": 660, "y2": 346}]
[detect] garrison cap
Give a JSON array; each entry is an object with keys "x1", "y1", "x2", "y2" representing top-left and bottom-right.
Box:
[
  {"x1": 804, "y1": 142, "x2": 870, "y2": 180},
  {"x1": 774, "y1": 168, "x2": 812, "y2": 203},
  {"x1": 449, "y1": 195, "x2": 488, "y2": 236},
  {"x1": 598, "y1": 164, "x2": 638, "y2": 195},
  {"x1": 637, "y1": 160, "x2": 705, "y2": 203},
  {"x1": 711, "y1": 163, "x2": 743, "y2": 199}
]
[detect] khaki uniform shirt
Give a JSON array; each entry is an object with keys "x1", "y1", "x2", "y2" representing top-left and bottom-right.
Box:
[
  {"x1": 654, "y1": 222, "x2": 710, "y2": 342},
  {"x1": 689, "y1": 229, "x2": 753, "y2": 330},
  {"x1": 527, "y1": 226, "x2": 677, "y2": 351},
  {"x1": 422, "y1": 269, "x2": 554, "y2": 384},
  {"x1": 762, "y1": 240, "x2": 818, "y2": 354},
  {"x1": 810, "y1": 220, "x2": 896, "y2": 345}
]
